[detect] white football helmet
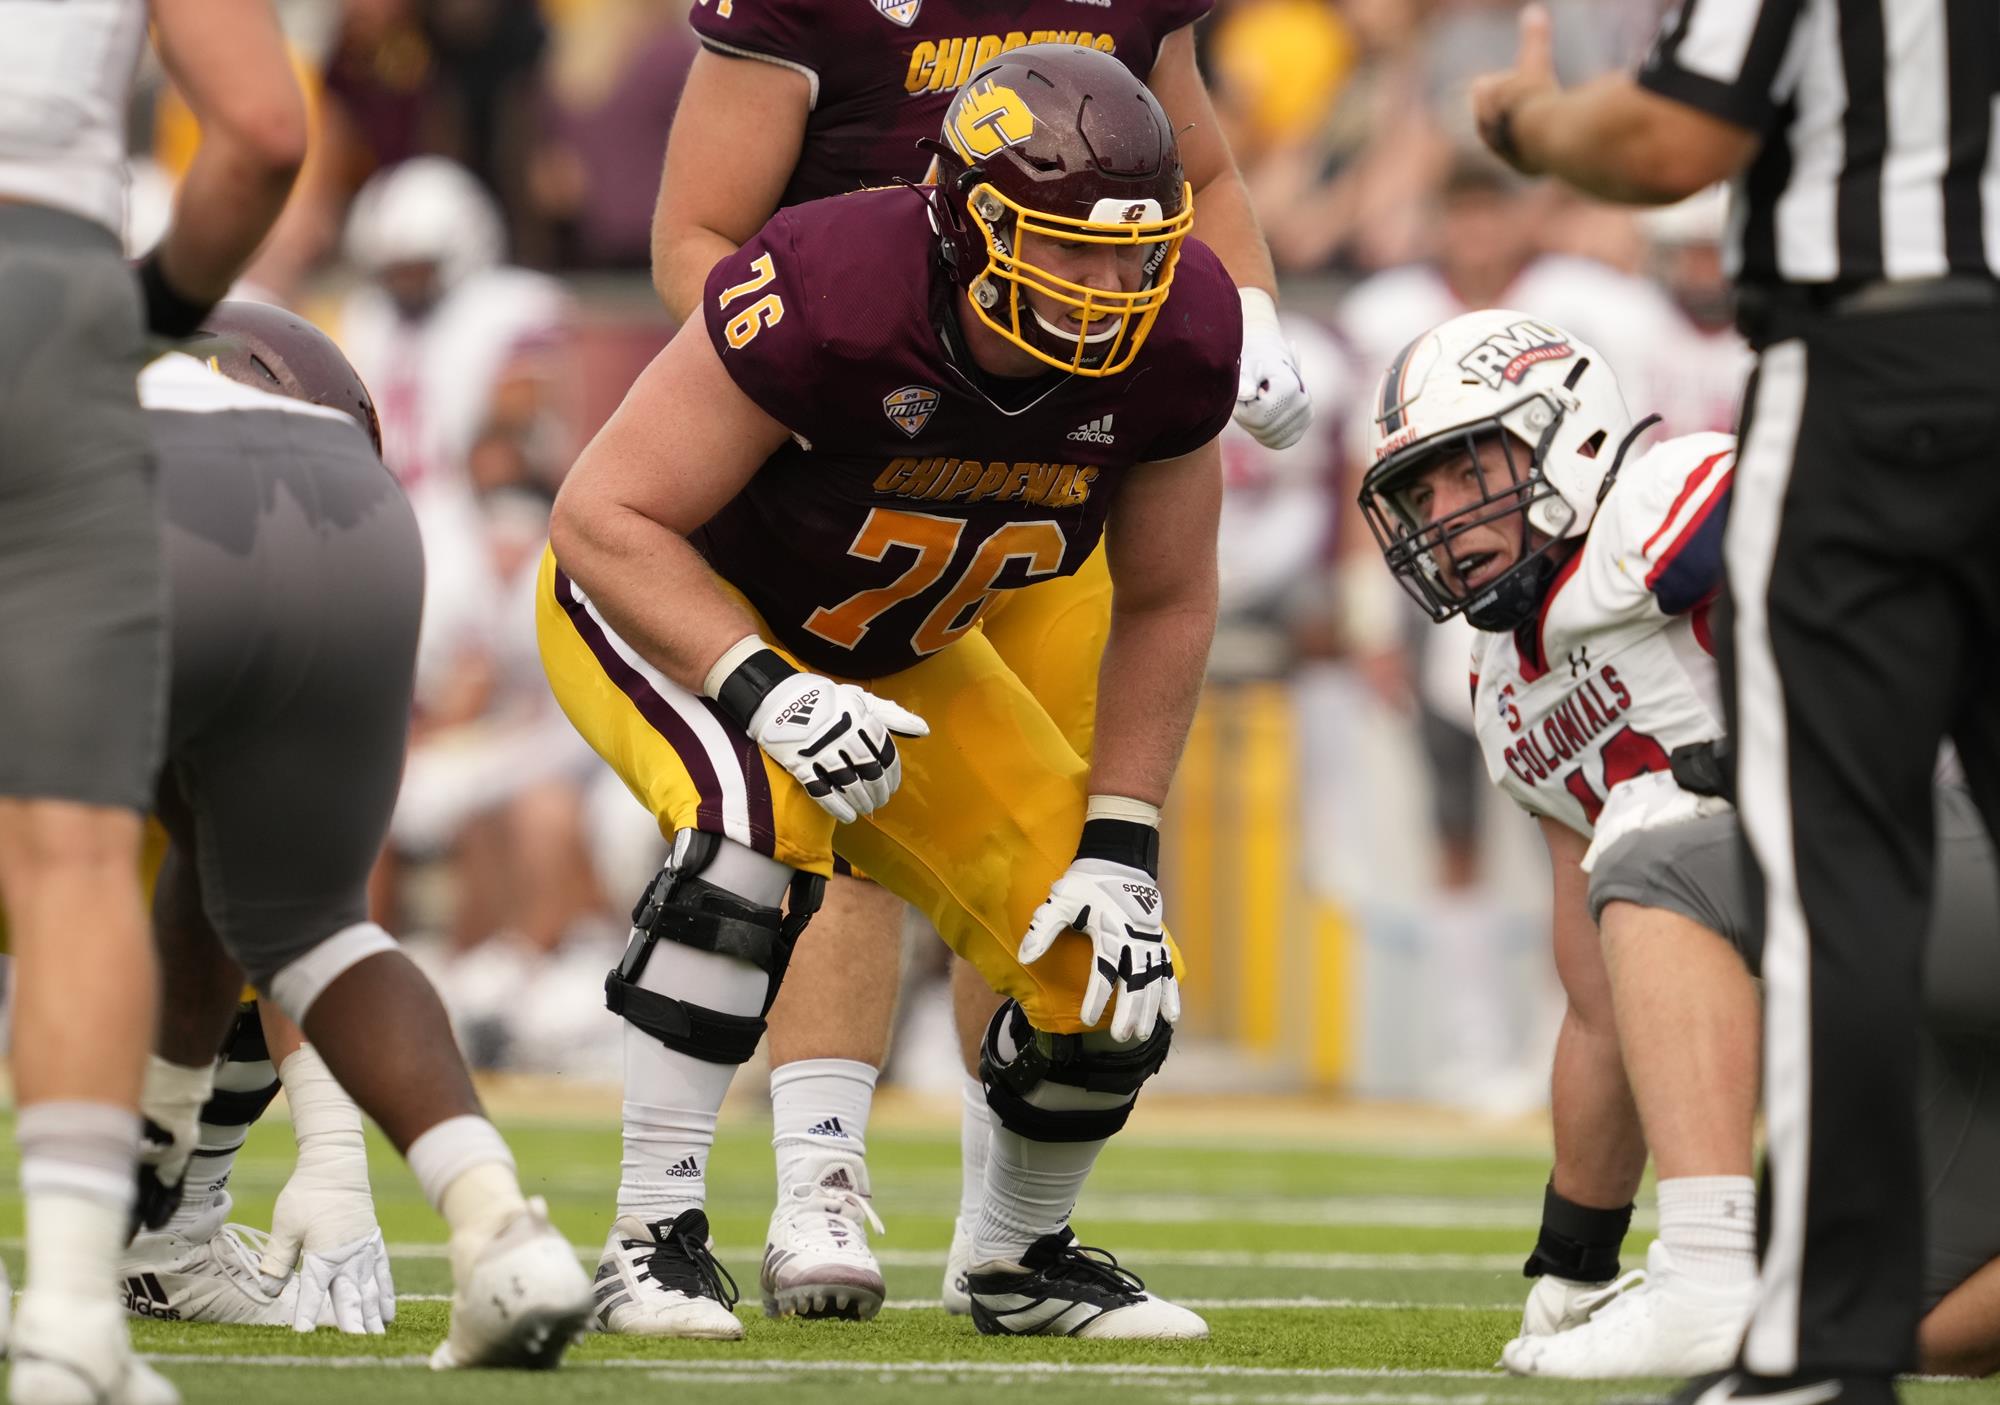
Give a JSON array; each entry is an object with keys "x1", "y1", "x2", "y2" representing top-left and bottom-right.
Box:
[
  {"x1": 344, "y1": 156, "x2": 504, "y2": 292},
  {"x1": 1357, "y1": 308, "x2": 1646, "y2": 631}
]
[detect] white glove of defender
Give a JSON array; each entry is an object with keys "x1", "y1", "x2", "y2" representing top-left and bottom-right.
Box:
[
  {"x1": 1580, "y1": 769, "x2": 1732, "y2": 874},
  {"x1": 1019, "y1": 859, "x2": 1181, "y2": 1042},
  {"x1": 1233, "y1": 288, "x2": 1313, "y2": 451},
  {"x1": 257, "y1": 1046, "x2": 395, "y2": 1334},
  {"x1": 748, "y1": 672, "x2": 929, "y2": 823},
  {"x1": 1518, "y1": 1272, "x2": 1621, "y2": 1337}
]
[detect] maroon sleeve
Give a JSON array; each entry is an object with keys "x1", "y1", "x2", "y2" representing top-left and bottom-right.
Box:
[
  {"x1": 1138, "y1": 240, "x2": 1240, "y2": 462},
  {"x1": 686, "y1": 0, "x2": 821, "y2": 85},
  {"x1": 702, "y1": 212, "x2": 826, "y2": 440}
]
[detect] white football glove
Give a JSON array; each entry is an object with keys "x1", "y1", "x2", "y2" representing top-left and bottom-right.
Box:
[
  {"x1": 1580, "y1": 768, "x2": 1732, "y2": 874},
  {"x1": 1518, "y1": 1271, "x2": 1624, "y2": 1337},
  {"x1": 137, "y1": 1055, "x2": 216, "y2": 1231},
  {"x1": 1233, "y1": 288, "x2": 1313, "y2": 450},
  {"x1": 256, "y1": 1046, "x2": 395, "y2": 1334},
  {"x1": 1019, "y1": 858, "x2": 1181, "y2": 1042},
  {"x1": 748, "y1": 672, "x2": 929, "y2": 824}
]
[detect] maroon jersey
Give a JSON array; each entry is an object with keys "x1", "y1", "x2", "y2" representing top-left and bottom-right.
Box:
[
  {"x1": 695, "y1": 186, "x2": 1239, "y2": 679},
  {"x1": 687, "y1": 0, "x2": 1210, "y2": 207}
]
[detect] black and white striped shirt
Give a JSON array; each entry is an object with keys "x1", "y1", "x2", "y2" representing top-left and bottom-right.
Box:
[{"x1": 1638, "y1": 0, "x2": 2000, "y2": 287}]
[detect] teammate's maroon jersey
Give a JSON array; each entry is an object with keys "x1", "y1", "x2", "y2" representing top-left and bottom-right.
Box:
[
  {"x1": 687, "y1": 0, "x2": 1210, "y2": 208},
  {"x1": 694, "y1": 186, "x2": 1238, "y2": 679}
]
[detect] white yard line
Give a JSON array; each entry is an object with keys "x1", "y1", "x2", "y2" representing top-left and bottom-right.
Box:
[
  {"x1": 369, "y1": 1244, "x2": 1530, "y2": 1270},
  {"x1": 139, "y1": 1354, "x2": 1506, "y2": 1380},
  {"x1": 389, "y1": 1294, "x2": 1512, "y2": 1311}
]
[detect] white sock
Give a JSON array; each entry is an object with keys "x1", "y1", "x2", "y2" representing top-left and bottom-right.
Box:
[
  {"x1": 956, "y1": 1072, "x2": 993, "y2": 1238},
  {"x1": 618, "y1": 942, "x2": 765, "y2": 1226},
  {"x1": 770, "y1": 1058, "x2": 876, "y2": 1197},
  {"x1": 167, "y1": 1053, "x2": 278, "y2": 1233},
  {"x1": 406, "y1": 1114, "x2": 526, "y2": 1275},
  {"x1": 972, "y1": 1128, "x2": 1106, "y2": 1265},
  {"x1": 17, "y1": 1101, "x2": 140, "y2": 1303},
  {"x1": 1657, "y1": 1175, "x2": 1758, "y2": 1286}
]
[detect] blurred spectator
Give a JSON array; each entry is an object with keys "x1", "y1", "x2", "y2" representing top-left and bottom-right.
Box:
[
  {"x1": 530, "y1": 0, "x2": 695, "y2": 270},
  {"x1": 1249, "y1": 0, "x2": 1447, "y2": 275},
  {"x1": 321, "y1": 0, "x2": 549, "y2": 256},
  {"x1": 1203, "y1": 0, "x2": 1356, "y2": 165},
  {"x1": 336, "y1": 156, "x2": 617, "y2": 1070},
  {"x1": 1638, "y1": 186, "x2": 1754, "y2": 437}
]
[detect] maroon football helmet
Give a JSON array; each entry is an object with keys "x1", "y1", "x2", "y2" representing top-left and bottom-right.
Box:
[
  {"x1": 925, "y1": 43, "x2": 1193, "y2": 376},
  {"x1": 194, "y1": 302, "x2": 383, "y2": 455}
]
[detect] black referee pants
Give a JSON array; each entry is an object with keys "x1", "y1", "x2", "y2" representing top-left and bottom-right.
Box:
[{"x1": 1727, "y1": 296, "x2": 2000, "y2": 1378}]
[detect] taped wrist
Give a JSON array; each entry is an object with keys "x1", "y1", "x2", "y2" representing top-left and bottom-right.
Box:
[
  {"x1": 1523, "y1": 1182, "x2": 1633, "y2": 1282},
  {"x1": 137, "y1": 252, "x2": 216, "y2": 339},
  {"x1": 1075, "y1": 819, "x2": 1159, "y2": 879},
  {"x1": 711, "y1": 647, "x2": 800, "y2": 732}
]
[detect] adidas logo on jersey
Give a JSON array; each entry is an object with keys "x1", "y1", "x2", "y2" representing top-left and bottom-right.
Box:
[
  {"x1": 123, "y1": 1272, "x2": 182, "y2": 1321},
  {"x1": 1123, "y1": 882, "x2": 1160, "y2": 915},
  {"x1": 775, "y1": 690, "x2": 819, "y2": 726},
  {"x1": 806, "y1": 1117, "x2": 848, "y2": 1139},
  {"x1": 664, "y1": 1155, "x2": 702, "y2": 1179},
  {"x1": 1067, "y1": 414, "x2": 1116, "y2": 444}
]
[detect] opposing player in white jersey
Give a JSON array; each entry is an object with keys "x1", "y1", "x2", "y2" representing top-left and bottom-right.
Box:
[
  {"x1": 0, "y1": 3, "x2": 303, "y2": 1400},
  {"x1": 1359, "y1": 311, "x2": 2000, "y2": 1381},
  {"x1": 1358, "y1": 308, "x2": 1739, "y2": 1368}
]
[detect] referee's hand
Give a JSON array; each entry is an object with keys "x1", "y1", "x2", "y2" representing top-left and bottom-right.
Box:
[{"x1": 1470, "y1": 3, "x2": 1558, "y2": 175}]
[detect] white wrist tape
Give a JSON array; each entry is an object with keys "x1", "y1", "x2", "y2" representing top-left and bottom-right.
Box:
[{"x1": 1086, "y1": 794, "x2": 1162, "y2": 827}]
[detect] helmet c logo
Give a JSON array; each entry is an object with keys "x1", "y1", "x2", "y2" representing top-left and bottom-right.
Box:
[{"x1": 949, "y1": 80, "x2": 1035, "y2": 160}]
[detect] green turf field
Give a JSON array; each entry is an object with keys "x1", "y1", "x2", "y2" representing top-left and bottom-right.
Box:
[{"x1": 2, "y1": 1103, "x2": 1992, "y2": 1404}]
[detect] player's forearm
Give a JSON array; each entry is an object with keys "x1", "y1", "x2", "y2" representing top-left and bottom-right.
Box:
[
  {"x1": 1190, "y1": 172, "x2": 1277, "y2": 299},
  {"x1": 153, "y1": 131, "x2": 304, "y2": 304},
  {"x1": 1549, "y1": 1004, "x2": 1648, "y2": 1207},
  {"x1": 548, "y1": 500, "x2": 762, "y2": 692},
  {"x1": 652, "y1": 222, "x2": 741, "y2": 326},
  {"x1": 1088, "y1": 595, "x2": 1216, "y2": 807},
  {"x1": 1507, "y1": 77, "x2": 1713, "y2": 206}
]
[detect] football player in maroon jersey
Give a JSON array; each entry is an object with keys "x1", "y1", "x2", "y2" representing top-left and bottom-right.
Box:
[
  {"x1": 542, "y1": 44, "x2": 1237, "y2": 1340},
  {"x1": 649, "y1": 0, "x2": 1305, "y2": 1317}
]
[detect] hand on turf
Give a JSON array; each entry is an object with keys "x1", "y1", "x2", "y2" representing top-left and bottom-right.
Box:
[
  {"x1": 1234, "y1": 289, "x2": 1313, "y2": 450},
  {"x1": 285, "y1": 1229, "x2": 395, "y2": 1335},
  {"x1": 1019, "y1": 858, "x2": 1180, "y2": 1042},
  {"x1": 748, "y1": 672, "x2": 929, "y2": 823}
]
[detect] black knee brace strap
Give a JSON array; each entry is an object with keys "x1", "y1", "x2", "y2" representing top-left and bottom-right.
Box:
[
  {"x1": 604, "y1": 835, "x2": 825, "y2": 1066},
  {"x1": 1523, "y1": 1182, "x2": 1633, "y2": 1282},
  {"x1": 979, "y1": 1001, "x2": 1173, "y2": 1143}
]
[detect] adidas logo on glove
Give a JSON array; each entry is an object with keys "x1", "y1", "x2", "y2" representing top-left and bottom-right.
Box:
[
  {"x1": 1123, "y1": 882, "x2": 1160, "y2": 915},
  {"x1": 774, "y1": 691, "x2": 819, "y2": 726}
]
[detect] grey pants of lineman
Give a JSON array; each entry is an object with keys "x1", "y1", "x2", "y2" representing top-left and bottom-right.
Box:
[
  {"x1": 1589, "y1": 787, "x2": 2000, "y2": 1314},
  {"x1": 148, "y1": 404, "x2": 423, "y2": 989},
  {"x1": 0, "y1": 203, "x2": 164, "y2": 810}
]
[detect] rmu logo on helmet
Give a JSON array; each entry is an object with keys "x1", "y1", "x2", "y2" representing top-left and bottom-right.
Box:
[
  {"x1": 1457, "y1": 318, "x2": 1575, "y2": 390},
  {"x1": 948, "y1": 79, "x2": 1035, "y2": 160}
]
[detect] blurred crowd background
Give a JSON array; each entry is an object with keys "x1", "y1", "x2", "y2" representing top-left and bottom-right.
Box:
[{"x1": 119, "y1": 0, "x2": 1747, "y2": 1108}]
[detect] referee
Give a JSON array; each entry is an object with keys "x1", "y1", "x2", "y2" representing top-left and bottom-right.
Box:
[{"x1": 1468, "y1": 4, "x2": 2000, "y2": 1403}]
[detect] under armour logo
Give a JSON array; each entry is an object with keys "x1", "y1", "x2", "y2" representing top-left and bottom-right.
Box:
[{"x1": 1568, "y1": 645, "x2": 1591, "y2": 678}]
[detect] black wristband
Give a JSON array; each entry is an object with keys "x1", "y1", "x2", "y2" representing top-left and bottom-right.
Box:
[
  {"x1": 1075, "y1": 817, "x2": 1160, "y2": 879},
  {"x1": 714, "y1": 647, "x2": 799, "y2": 732},
  {"x1": 1523, "y1": 1182, "x2": 1633, "y2": 1282},
  {"x1": 137, "y1": 252, "x2": 216, "y2": 339},
  {"x1": 1489, "y1": 106, "x2": 1524, "y2": 168}
]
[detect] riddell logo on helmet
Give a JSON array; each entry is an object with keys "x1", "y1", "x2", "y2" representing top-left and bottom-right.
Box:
[{"x1": 1457, "y1": 319, "x2": 1574, "y2": 390}]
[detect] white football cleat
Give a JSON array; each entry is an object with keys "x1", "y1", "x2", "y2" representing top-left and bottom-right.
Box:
[
  {"x1": 7, "y1": 1293, "x2": 180, "y2": 1405},
  {"x1": 592, "y1": 1209, "x2": 743, "y2": 1340},
  {"x1": 760, "y1": 1156, "x2": 886, "y2": 1321},
  {"x1": 941, "y1": 1220, "x2": 973, "y2": 1316},
  {"x1": 1501, "y1": 1240, "x2": 1755, "y2": 1379},
  {"x1": 429, "y1": 1197, "x2": 592, "y2": 1370},
  {"x1": 120, "y1": 1213, "x2": 296, "y2": 1327},
  {"x1": 967, "y1": 1228, "x2": 1207, "y2": 1340},
  {"x1": 1519, "y1": 1270, "x2": 1620, "y2": 1337}
]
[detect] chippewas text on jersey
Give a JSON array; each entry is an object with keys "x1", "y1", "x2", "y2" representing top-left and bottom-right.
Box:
[
  {"x1": 873, "y1": 457, "x2": 1096, "y2": 506},
  {"x1": 906, "y1": 32, "x2": 1116, "y2": 92}
]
